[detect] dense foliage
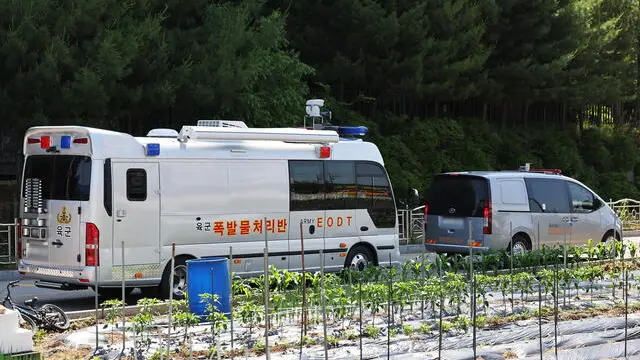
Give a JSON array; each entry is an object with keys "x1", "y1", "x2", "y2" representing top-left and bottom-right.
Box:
[{"x1": 0, "y1": 0, "x2": 639, "y2": 199}]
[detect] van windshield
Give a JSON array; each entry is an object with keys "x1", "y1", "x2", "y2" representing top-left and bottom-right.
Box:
[
  {"x1": 426, "y1": 175, "x2": 489, "y2": 217},
  {"x1": 22, "y1": 155, "x2": 92, "y2": 201}
]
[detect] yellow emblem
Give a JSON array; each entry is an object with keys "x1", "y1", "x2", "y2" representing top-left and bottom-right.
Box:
[{"x1": 56, "y1": 206, "x2": 72, "y2": 224}]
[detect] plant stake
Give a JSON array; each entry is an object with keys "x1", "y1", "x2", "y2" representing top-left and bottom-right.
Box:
[{"x1": 321, "y1": 249, "x2": 328, "y2": 360}]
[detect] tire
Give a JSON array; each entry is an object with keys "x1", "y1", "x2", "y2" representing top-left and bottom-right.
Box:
[
  {"x1": 160, "y1": 257, "x2": 188, "y2": 300},
  {"x1": 18, "y1": 312, "x2": 38, "y2": 333},
  {"x1": 344, "y1": 245, "x2": 376, "y2": 271},
  {"x1": 508, "y1": 234, "x2": 530, "y2": 255},
  {"x1": 40, "y1": 304, "x2": 70, "y2": 331}
]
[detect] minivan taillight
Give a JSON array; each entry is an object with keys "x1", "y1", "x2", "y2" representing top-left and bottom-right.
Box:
[
  {"x1": 17, "y1": 219, "x2": 22, "y2": 259},
  {"x1": 483, "y1": 202, "x2": 492, "y2": 234},
  {"x1": 424, "y1": 204, "x2": 429, "y2": 231},
  {"x1": 85, "y1": 223, "x2": 99, "y2": 266}
]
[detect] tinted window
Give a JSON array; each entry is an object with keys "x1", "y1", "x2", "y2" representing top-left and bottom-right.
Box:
[
  {"x1": 126, "y1": 169, "x2": 147, "y2": 201},
  {"x1": 426, "y1": 175, "x2": 489, "y2": 217},
  {"x1": 22, "y1": 155, "x2": 92, "y2": 201},
  {"x1": 104, "y1": 159, "x2": 112, "y2": 216},
  {"x1": 568, "y1": 182, "x2": 598, "y2": 213},
  {"x1": 289, "y1": 160, "x2": 325, "y2": 211},
  {"x1": 524, "y1": 178, "x2": 570, "y2": 213},
  {"x1": 325, "y1": 161, "x2": 357, "y2": 210},
  {"x1": 356, "y1": 162, "x2": 396, "y2": 228}
]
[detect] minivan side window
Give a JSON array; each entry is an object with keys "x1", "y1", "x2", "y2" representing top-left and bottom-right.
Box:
[
  {"x1": 356, "y1": 162, "x2": 396, "y2": 228},
  {"x1": 567, "y1": 182, "x2": 599, "y2": 213},
  {"x1": 524, "y1": 178, "x2": 571, "y2": 213}
]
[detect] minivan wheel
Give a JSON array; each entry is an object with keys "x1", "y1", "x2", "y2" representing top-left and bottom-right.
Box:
[{"x1": 509, "y1": 235, "x2": 529, "y2": 255}]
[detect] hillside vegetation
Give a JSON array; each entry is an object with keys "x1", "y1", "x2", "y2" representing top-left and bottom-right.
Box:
[{"x1": 0, "y1": 0, "x2": 638, "y2": 201}]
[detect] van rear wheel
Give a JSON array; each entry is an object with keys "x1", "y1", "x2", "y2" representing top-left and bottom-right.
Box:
[
  {"x1": 508, "y1": 235, "x2": 530, "y2": 255},
  {"x1": 345, "y1": 245, "x2": 375, "y2": 271},
  {"x1": 160, "y1": 257, "x2": 188, "y2": 300}
]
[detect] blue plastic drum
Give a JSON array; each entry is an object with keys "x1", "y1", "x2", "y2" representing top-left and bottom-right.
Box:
[{"x1": 186, "y1": 258, "x2": 231, "y2": 317}]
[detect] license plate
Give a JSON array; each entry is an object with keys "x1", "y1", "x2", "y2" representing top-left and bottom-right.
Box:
[{"x1": 440, "y1": 217, "x2": 464, "y2": 227}]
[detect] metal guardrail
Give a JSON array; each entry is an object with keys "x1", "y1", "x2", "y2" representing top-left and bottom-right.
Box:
[
  {"x1": 0, "y1": 219, "x2": 17, "y2": 265},
  {"x1": 397, "y1": 199, "x2": 640, "y2": 244},
  {"x1": 608, "y1": 198, "x2": 640, "y2": 230}
]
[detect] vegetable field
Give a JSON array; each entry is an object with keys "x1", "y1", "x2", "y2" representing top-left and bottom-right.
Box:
[{"x1": 87, "y1": 239, "x2": 640, "y2": 360}]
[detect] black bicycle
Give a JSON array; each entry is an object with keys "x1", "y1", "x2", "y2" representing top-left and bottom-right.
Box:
[{"x1": 2, "y1": 280, "x2": 70, "y2": 332}]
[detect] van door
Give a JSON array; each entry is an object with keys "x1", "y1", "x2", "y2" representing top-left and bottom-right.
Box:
[
  {"x1": 524, "y1": 178, "x2": 572, "y2": 247},
  {"x1": 566, "y1": 181, "x2": 602, "y2": 245},
  {"x1": 21, "y1": 155, "x2": 91, "y2": 268},
  {"x1": 324, "y1": 161, "x2": 358, "y2": 269},
  {"x1": 288, "y1": 160, "x2": 326, "y2": 272},
  {"x1": 112, "y1": 162, "x2": 161, "y2": 270},
  {"x1": 355, "y1": 162, "x2": 397, "y2": 266},
  {"x1": 425, "y1": 175, "x2": 490, "y2": 248}
]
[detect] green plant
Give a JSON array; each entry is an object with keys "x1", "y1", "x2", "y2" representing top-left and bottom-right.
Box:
[
  {"x1": 418, "y1": 322, "x2": 432, "y2": 335},
  {"x1": 364, "y1": 324, "x2": 380, "y2": 338},
  {"x1": 402, "y1": 324, "x2": 414, "y2": 336},
  {"x1": 101, "y1": 299, "x2": 125, "y2": 327}
]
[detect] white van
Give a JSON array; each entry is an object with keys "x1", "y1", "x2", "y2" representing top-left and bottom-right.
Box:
[
  {"x1": 17, "y1": 100, "x2": 400, "y2": 298},
  {"x1": 424, "y1": 165, "x2": 622, "y2": 254}
]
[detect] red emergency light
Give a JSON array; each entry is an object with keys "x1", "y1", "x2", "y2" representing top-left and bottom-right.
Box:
[
  {"x1": 40, "y1": 136, "x2": 51, "y2": 149},
  {"x1": 319, "y1": 146, "x2": 331, "y2": 158}
]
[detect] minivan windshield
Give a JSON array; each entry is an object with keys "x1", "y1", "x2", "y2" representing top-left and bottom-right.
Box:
[
  {"x1": 22, "y1": 155, "x2": 92, "y2": 201},
  {"x1": 426, "y1": 175, "x2": 489, "y2": 217}
]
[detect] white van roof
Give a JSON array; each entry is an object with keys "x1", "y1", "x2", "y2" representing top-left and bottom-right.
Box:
[
  {"x1": 440, "y1": 170, "x2": 567, "y2": 180},
  {"x1": 23, "y1": 125, "x2": 384, "y2": 164}
]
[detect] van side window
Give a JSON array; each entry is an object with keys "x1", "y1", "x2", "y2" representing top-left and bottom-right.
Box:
[
  {"x1": 356, "y1": 162, "x2": 396, "y2": 228},
  {"x1": 289, "y1": 160, "x2": 325, "y2": 211},
  {"x1": 126, "y1": 169, "x2": 147, "y2": 201},
  {"x1": 325, "y1": 161, "x2": 357, "y2": 210},
  {"x1": 524, "y1": 178, "x2": 570, "y2": 213},
  {"x1": 568, "y1": 182, "x2": 598, "y2": 213}
]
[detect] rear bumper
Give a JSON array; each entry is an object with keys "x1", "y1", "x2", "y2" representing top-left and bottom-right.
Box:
[
  {"x1": 425, "y1": 243, "x2": 490, "y2": 255},
  {"x1": 18, "y1": 260, "x2": 94, "y2": 289}
]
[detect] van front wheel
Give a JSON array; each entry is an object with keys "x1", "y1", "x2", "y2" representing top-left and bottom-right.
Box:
[{"x1": 508, "y1": 235, "x2": 530, "y2": 255}]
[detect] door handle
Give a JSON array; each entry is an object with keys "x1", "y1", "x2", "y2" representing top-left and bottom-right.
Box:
[
  {"x1": 52, "y1": 240, "x2": 63, "y2": 248},
  {"x1": 360, "y1": 226, "x2": 369, "y2": 231},
  {"x1": 116, "y1": 210, "x2": 127, "y2": 218},
  {"x1": 309, "y1": 225, "x2": 316, "y2": 235}
]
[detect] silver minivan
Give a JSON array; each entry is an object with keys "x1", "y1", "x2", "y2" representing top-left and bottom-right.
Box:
[{"x1": 424, "y1": 167, "x2": 622, "y2": 254}]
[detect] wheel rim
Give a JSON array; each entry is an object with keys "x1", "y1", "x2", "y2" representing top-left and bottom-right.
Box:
[
  {"x1": 350, "y1": 253, "x2": 370, "y2": 271},
  {"x1": 512, "y1": 242, "x2": 526, "y2": 255},
  {"x1": 172, "y1": 265, "x2": 188, "y2": 296}
]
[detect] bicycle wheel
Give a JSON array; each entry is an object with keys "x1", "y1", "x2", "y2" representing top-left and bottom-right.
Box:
[
  {"x1": 17, "y1": 312, "x2": 38, "y2": 333},
  {"x1": 40, "y1": 304, "x2": 70, "y2": 331}
]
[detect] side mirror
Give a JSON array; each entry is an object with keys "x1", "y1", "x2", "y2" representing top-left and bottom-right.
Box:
[
  {"x1": 582, "y1": 199, "x2": 597, "y2": 211},
  {"x1": 406, "y1": 187, "x2": 420, "y2": 207}
]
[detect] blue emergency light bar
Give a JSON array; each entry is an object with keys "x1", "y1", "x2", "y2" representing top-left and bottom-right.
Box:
[
  {"x1": 146, "y1": 143, "x2": 160, "y2": 156},
  {"x1": 337, "y1": 126, "x2": 368, "y2": 136},
  {"x1": 60, "y1": 136, "x2": 71, "y2": 149}
]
